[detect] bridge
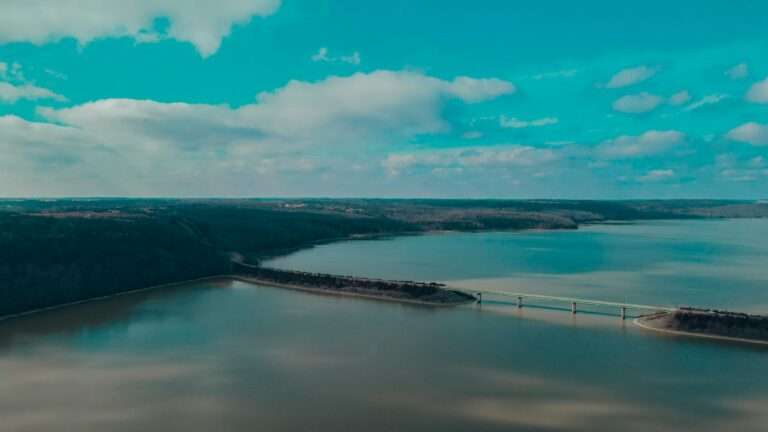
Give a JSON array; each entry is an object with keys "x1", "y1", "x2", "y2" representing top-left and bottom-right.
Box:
[
  {"x1": 234, "y1": 262, "x2": 675, "y2": 318},
  {"x1": 446, "y1": 288, "x2": 676, "y2": 319}
]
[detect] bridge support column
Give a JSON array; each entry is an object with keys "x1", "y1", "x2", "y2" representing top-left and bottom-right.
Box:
[
  {"x1": 621, "y1": 307, "x2": 626, "y2": 320},
  {"x1": 517, "y1": 296, "x2": 522, "y2": 308},
  {"x1": 571, "y1": 302, "x2": 577, "y2": 314},
  {"x1": 477, "y1": 293, "x2": 482, "y2": 304}
]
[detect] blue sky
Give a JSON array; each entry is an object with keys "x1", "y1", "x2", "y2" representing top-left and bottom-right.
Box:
[{"x1": 1, "y1": 0, "x2": 767, "y2": 198}]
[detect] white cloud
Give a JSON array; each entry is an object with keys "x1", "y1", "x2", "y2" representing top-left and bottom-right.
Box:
[
  {"x1": 238, "y1": 73, "x2": 513, "y2": 146},
  {"x1": 746, "y1": 77, "x2": 768, "y2": 103},
  {"x1": 597, "y1": 130, "x2": 685, "y2": 159},
  {"x1": 0, "y1": 0, "x2": 281, "y2": 57},
  {"x1": 0, "y1": 115, "x2": 90, "y2": 155},
  {"x1": 39, "y1": 71, "x2": 514, "y2": 149},
  {"x1": 499, "y1": 116, "x2": 558, "y2": 128},
  {"x1": 456, "y1": 146, "x2": 558, "y2": 167},
  {"x1": 0, "y1": 82, "x2": 66, "y2": 103},
  {"x1": 39, "y1": 99, "x2": 261, "y2": 152},
  {"x1": 444, "y1": 77, "x2": 516, "y2": 103},
  {"x1": 612, "y1": 90, "x2": 701, "y2": 113},
  {"x1": 45, "y1": 68, "x2": 68, "y2": 80},
  {"x1": 531, "y1": 69, "x2": 577, "y2": 80},
  {"x1": 726, "y1": 122, "x2": 768, "y2": 146},
  {"x1": 612, "y1": 92, "x2": 664, "y2": 113},
  {"x1": 311, "y1": 47, "x2": 361, "y2": 65},
  {"x1": 240, "y1": 71, "x2": 514, "y2": 141},
  {"x1": 340, "y1": 52, "x2": 361, "y2": 65},
  {"x1": 667, "y1": 90, "x2": 691, "y2": 106},
  {"x1": 715, "y1": 153, "x2": 768, "y2": 181},
  {"x1": 382, "y1": 145, "x2": 559, "y2": 177},
  {"x1": 0, "y1": 61, "x2": 25, "y2": 82},
  {"x1": 747, "y1": 156, "x2": 766, "y2": 168},
  {"x1": 0, "y1": 60, "x2": 66, "y2": 104},
  {"x1": 726, "y1": 63, "x2": 749, "y2": 80},
  {"x1": 683, "y1": 94, "x2": 729, "y2": 111},
  {"x1": 381, "y1": 154, "x2": 418, "y2": 177},
  {"x1": 605, "y1": 65, "x2": 660, "y2": 89},
  {"x1": 2, "y1": 70, "x2": 514, "y2": 195},
  {"x1": 462, "y1": 131, "x2": 484, "y2": 139},
  {"x1": 311, "y1": 47, "x2": 330, "y2": 62},
  {"x1": 638, "y1": 169, "x2": 674, "y2": 182},
  {"x1": 0, "y1": 115, "x2": 104, "y2": 195}
]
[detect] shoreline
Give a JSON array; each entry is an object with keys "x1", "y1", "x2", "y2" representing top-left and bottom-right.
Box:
[
  {"x1": 0, "y1": 273, "x2": 475, "y2": 323},
  {"x1": 0, "y1": 275, "x2": 233, "y2": 323},
  {"x1": 633, "y1": 314, "x2": 768, "y2": 347},
  {"x1": 254, "y1": 231, "x2": 422, "y2": 260},
  {"x1": 231, "y1": 275, "x2": 476, "y2": 307},
  {"x1": 255, "y1": 226, "x2": 585, "y2": 261},
  {"x1": 4, "y1": 220, "x2": 764, "y2": 344},
  {"x1": 3, "y1": 270, "x2": 765, "y2": 349},
  {"x1": 255, "y1": 218, "x2": 718, "y2": 263}
]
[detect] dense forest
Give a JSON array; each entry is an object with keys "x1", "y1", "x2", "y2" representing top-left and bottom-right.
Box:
[
  {"x1": 1, "y1": 198, "x2": 767, "y2": 317},
  {"x1": 234, "y1": 263, "x2": 474, "y2": 304},
  {"x1": 0, "y1": 212, "x2": 231, "y2": 317},
  {"x1": 668, "y1": 310, "x2": 768, "y2": 341}
]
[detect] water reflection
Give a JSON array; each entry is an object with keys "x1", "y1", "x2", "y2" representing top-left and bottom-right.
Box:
[
  {"x1": 0, "y1": 280, "x2": 767, "y2": 431},
  {"x1": 0, "y1": 279, "x2": 230, "y2": 349}
]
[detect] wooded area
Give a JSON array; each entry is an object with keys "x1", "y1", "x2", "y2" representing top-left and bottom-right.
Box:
[{"x1": 2, "y1": 198, "x2": 766, "y2": 317}]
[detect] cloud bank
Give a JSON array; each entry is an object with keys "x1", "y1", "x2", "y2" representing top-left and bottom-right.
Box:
[
  {"x1": 3, "y1": 70, "x2": 515, "y2": 195},
  {"x1": 0, "y1": 82, "x2": 66, "y2": 103},
  {"x1": 597, "y1": 130, "x2": 685, "y2": 159},
  {"x1": 0, "y1": 0, "x2": 281, "y2": 56}
]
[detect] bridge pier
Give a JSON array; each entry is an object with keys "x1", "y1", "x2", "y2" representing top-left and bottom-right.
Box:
[{"x1": 447, "y1": 288, "x2": 670, "y2": 317}]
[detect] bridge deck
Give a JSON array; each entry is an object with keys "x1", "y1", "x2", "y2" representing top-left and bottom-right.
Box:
[{"x1": 447, "y1": 288, "x2": 675, "y2": 312}]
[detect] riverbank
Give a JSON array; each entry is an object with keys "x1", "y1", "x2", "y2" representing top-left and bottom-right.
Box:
[
  {"x1": 254, "y1": 227, "x2": 585, "y2": 262},
  {"x1": 253, "y1": 231, "x2": 422, "y2": 261},
  {"x1": 0, "y1": 275, "x2": 232, "y2": 323},
  {"x1": 634, "y1": 312, "x2": 768, "y2": 347},
  {"x1": 0, "y1": 270, "x2": 475, "y2": 324},
  {"x1": 233, "y1": 263, "x2": 476, "y2": 305},
  {"x1": 231, "y1": 276, "x2": 476, "y2": 307}
]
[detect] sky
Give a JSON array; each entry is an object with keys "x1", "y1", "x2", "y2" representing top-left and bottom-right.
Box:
[{"x1": 1, "y1": 0, "x2": 767, "y2": 199}]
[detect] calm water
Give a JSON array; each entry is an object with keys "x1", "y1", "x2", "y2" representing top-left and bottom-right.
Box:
[
  {"x1": 1, "y1": 220, "x2": 767, "y2": 431},
  {"x1": 267, "y1": 219, "x2": 768, "y2": 313}
]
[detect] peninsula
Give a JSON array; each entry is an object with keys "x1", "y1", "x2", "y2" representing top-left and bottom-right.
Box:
[
  {"x1": 232, "y1": 263, "x2": 475, "y2": 305},
  {"x1": 636, "y1": 308, "x2": 768, "y2": 345},
  {"x1": 2, "y1": 198, "x2": 768, "y2": 319}
]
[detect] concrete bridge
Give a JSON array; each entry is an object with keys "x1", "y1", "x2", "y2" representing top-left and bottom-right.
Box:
[{"x1": 447, "y1": 288, "x2": 676, "y2": 319}]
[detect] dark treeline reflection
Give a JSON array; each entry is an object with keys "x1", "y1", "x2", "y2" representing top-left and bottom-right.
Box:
[{"x1": 0, "y1": 202, "x2": 413, "y2": 317}]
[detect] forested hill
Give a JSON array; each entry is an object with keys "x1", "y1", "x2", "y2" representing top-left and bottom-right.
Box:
[
  {"x1": 0, "y1": 212, "x2": 230, "y2": 318},
  {"x1": 1, "y1": 198, "x2": 767, "y2": 318}
]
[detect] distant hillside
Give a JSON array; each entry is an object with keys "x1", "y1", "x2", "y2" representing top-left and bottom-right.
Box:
[{"x1": 1, "y1": 198, "x2": 767, "y2": 317}]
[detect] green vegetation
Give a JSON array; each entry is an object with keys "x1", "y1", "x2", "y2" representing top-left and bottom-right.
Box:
[
  {"x1": 234, "y1": 263, "x2": 474, "y2": 304},
  {"x1": 673, "y1": 309, "x2": 768, "y2": 341},
  {"x1": 0, "y1": 211, "x2": 231, "y2": 317},
  {"x1": 2, "y1": 198, "x2": 767, "y2": 317}
]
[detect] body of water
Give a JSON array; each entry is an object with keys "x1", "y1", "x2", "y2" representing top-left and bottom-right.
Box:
[
  {"x1": 1, "y1": 219, "x2": 767, "y2": 431},
  {"x1": 267, "y1": 219, "x2": 768, "y2": 313}
]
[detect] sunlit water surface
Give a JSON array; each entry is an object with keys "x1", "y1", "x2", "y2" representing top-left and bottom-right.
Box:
[{"x1": 1, "y1": 219, "x2": 767, "y2": 431}]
